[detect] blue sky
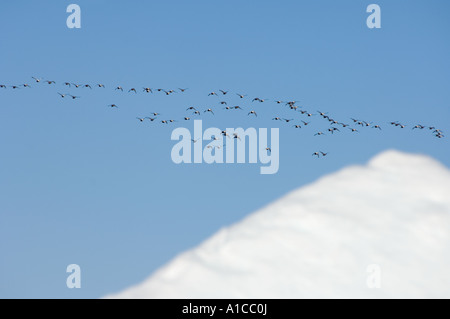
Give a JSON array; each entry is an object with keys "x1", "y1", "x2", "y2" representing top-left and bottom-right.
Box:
[{"x1": 0, "y1": 0, "x2": 449, "y2": 298}]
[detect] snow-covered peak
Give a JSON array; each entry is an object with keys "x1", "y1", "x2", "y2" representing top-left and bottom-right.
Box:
[
  {"x1": 368, "y1": 149, "x2": 448, "y2": 174},
  {"x1": 105, "y1": 150, "x2": 450, "y2": 299}
]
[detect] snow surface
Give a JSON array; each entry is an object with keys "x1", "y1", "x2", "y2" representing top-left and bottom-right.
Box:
[{"x1": 106, "y1": 150, "x2": 450, "y2": 298}]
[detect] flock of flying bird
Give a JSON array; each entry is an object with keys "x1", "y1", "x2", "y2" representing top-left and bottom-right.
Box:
[{"x1": 1, "y1": 77, "x2": 445, "y2": 158}]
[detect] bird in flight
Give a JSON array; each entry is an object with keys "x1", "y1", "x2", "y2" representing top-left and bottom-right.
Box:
[
  {"x1": 248, "y1": 110, "x2": 257, "y2": 117},
  {"x1": 392, "y1": 122, "x2": 407, "y2": 129},
  {"x1": 115, "y1": 86, "x2": 123, "y2": 91},
  {"x1": 68, "y1": 95, "x2": 80, "y2": 100},
  {"x1": 313, "y1": 151, "x2": 328, "y2": 158},
  {"x1": 254, "y1": 98, "x2": 268, "y2": 103},
  {"x1": 328, "y1": 127, "x2": 340, "y2": 134},
  {"x1": 204, "y1": 108, "x2": 215, "y2": 115},
  {"x1": 329, "y1": 119, "x2": 339, "y2": 125},
  {"x1": 108, "y1": 104, "x2": 118, "y2": 108},
  {"x1": 236, "y1": 93, "x2": 247, "y2": 99}
]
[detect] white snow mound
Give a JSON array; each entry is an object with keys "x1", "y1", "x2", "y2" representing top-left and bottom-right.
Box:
[{"x1": 106, "y1": 150, "x2": 450, "y2": 299}]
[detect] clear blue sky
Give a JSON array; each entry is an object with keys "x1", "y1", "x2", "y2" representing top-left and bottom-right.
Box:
[{"x1": 0, "y1": 0, "x2": 449, "y2": 298}]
